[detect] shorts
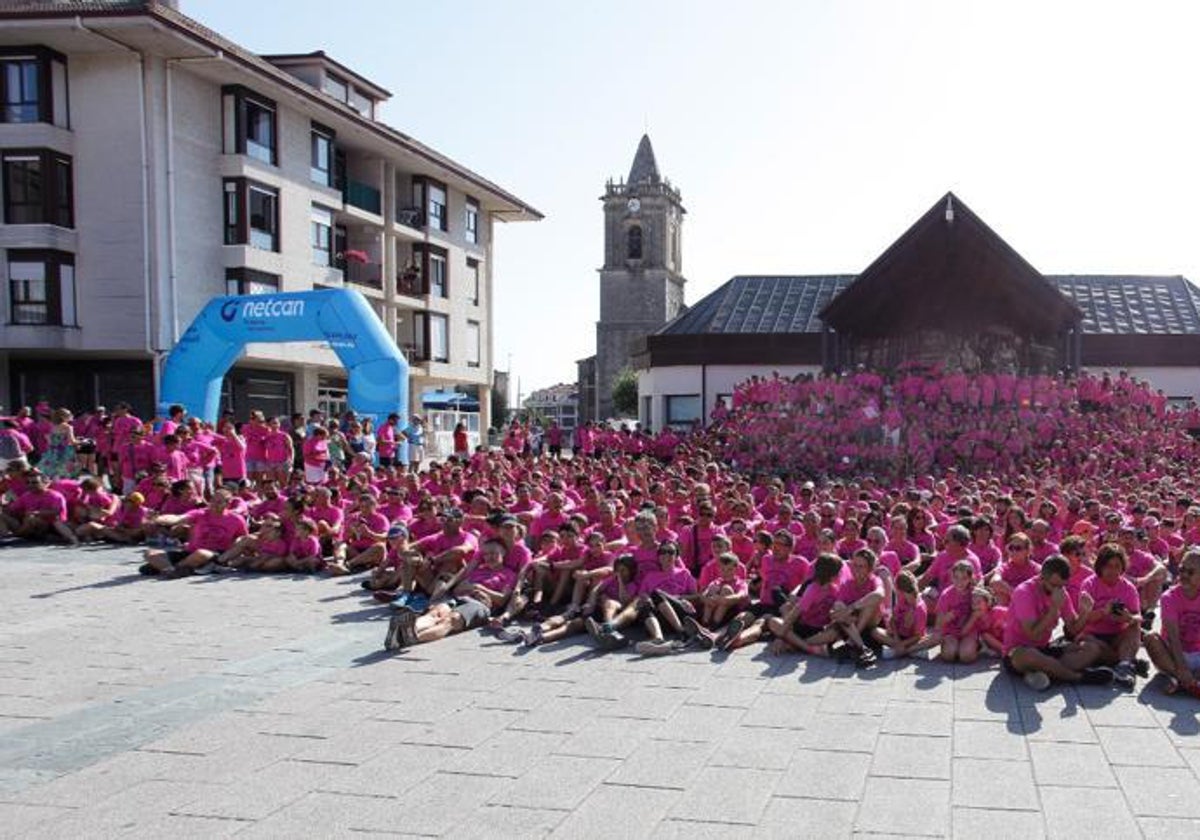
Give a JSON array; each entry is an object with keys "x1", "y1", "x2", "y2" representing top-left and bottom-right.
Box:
[
  {"x1": 408, "y1": 444, "x2": 426, "y2": 464},
  {"x1": 75, "y1": 439, "x2": 96, "y2": 454},
  {"x1": 447, "y1": 596, "x2": 489, "y2": 629},
  {"x1": 792, "y1": 621, "x2": 824, "y2": 639},
  {"x1": 378, "y1": 456, "x2": 395, "y2": 467},
  {"x1": 247, "y1": 460, "x2": 267, "y2": 474},
  {"x1": 1002, "y1": 642, "x2": 1067, "y2": 674},
  {"x1": 304, "y1": 463, "x2": 327, "y2": 484}
]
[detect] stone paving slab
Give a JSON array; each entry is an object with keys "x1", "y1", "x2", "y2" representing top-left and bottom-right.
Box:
[{"x1": 0, "y1": 543, "x2": 1198, "y2": 837}]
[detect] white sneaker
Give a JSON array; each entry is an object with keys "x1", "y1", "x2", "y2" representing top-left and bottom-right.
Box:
[
  {"x1": 635, "y1": 640, "x2": 673, "y2": 657},
  {"x1": 1023, "y1": 670, "x2": 1051, "y2": 691}
]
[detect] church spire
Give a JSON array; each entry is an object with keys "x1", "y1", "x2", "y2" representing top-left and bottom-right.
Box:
[{"x1": 627, "y1": 134, "x2": 660, "y2": 185}]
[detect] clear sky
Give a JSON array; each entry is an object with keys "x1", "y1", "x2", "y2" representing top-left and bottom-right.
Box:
[{"x1": 190, "y1": 0, "x2": 1200, "y2": 400}]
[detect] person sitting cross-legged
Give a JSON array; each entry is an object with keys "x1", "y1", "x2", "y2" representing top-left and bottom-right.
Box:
[{"x1": 1144, "y1": 549, "x2": 1200, "y2": 699}]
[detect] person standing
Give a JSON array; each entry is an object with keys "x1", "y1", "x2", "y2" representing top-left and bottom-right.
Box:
[{"x1": 401, "y1": 415, "x2": 426, "y2": 469}]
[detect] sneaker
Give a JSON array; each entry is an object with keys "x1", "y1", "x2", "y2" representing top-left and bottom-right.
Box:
[
  {"x1": 1113, "y1": 662, "x2": 1137, "y2": 691},
  {"x1": 854, "y1": 646, "x2": 877, "y2": 669},
  {"x1": 384, "y1": 613, "x2": 407, "y2": 651},
  {"x1": 717, "y1": 616, "x2": 745, "y2": 650},
  {"x1": 138, "y1": 563, "x2": 157, "y2": 576},
  {"x1": 585, "y1": 616, "x2": 603, "y2": 639},
  {"x1": 1141, "y1": 610, "x2": 1157, "y2": 632},
  {"x1": 1023, "y1": 670, "x2": 1052, "y2": 691},
  {"x1": 1134, "y1": 657, "x2": 1150, "y2": 678},
  {"x1": 397, "y1": 610, "x2": 420, "y2": 647},
  {"x1": 681, "y1": 616, "x2": 704, "y2": 642},
  {"x1": 635, "y1": 639, "x2": 674, "y2": 657},
  {"x1": 1079, "y1": 666, "x2": 1116, "y2": 686},
  {"x1": 496, "y1": 626, "x2": 525, "y2": 644},
  {"x1": 562, "y1": 605, "x2": 581, "y2": 620},
  {"x1": 523, "y1": 624, "x2": 545, "y2": 648},
  {"x1": 692, "y1": 627, "x2": 717, "y2": 650},
  {"x1": 606, "y1": 631, "x2": 631, "y2": 650}
]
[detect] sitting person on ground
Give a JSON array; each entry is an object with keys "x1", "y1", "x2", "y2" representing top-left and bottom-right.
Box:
[
  {"x1": 384, "y1": 537, "x2": 514, "y2": 650},
  {"x1": 77, "y1": 491, "x2": 148, "y2": 544},
  {"x1": 1078, "y1": 543, "x2": 1144, "y2": 690},
  {"x1": 873, "y1": 569, "x2": 935, "y2": 658},
  {"x1": 1002, "y1": 555, "x2": 1121, "y2": 690},
  {"x1": 0, "y1": 471, "x2": 77, "y2": 545},
  {"x1": 142, "y1": 489, "x2": 248, "y2": 578},
  {"x1": 764, "y1": 553, "x2": 844, "y2": 655},
  {"x1": 500, "y1": 555, "x2": 640, "y2": 648},
  {"x1": 1144, "y1": 549, "x2": 1200, "y2": 698}
]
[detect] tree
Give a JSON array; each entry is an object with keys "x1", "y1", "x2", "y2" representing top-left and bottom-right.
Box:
[{"x1": 611, "y1": 368, "x2": 639, "y2": 417}]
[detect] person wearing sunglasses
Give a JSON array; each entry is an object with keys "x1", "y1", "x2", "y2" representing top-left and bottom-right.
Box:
[{"x1": 1144, "y1": 550, "x2": 1200, "y2": 698}]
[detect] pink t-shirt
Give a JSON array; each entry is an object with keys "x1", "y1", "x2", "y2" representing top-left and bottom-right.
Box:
[
  {"x1": 1081, "y1": 574, "x2": 1140, "y2": 636},
  {"x1": 263, "y1": 431, "x2": 292, "y2": 464},
  {"x1": 638, "y1": 566, "x2": 698, "y2": 597},
  {"x1": 415, "y1": 530, "x2": 478, "y2": 559},
  {"x1": 1003, "y1": 577, "x2": 1078, "y2": 653},
  {"x1": 891, "y1": 596, "x2": 928, "y2": 638},
  {"x1": 289, "y1": 535, "x2": 321, "y2": 559},
  {"x1": 936, "y1": 585, "x2": 975, "y2": 638},
  {"x1": 185, "y1": 509, "x2": 248, "y2": 552},
  {"x1": 925, "y1": 549, "x2": 982, "y2": 590},
  {"x1": 1161, "y1": 585, "x2": 1200, "y2": 653},
  {"x1": 758, "y1": 554, "x2": 811, "y2": 603},
  {"x1": 9, "y1": 489, "x2": 68, "y2": 522},
  {"x1": 795, "y1": 581, "x2": 838, "y2": 628},
  {"x1": 998, "y1": 558, "x2": 1042, "y2": 589},
  {"x1": 465, "y1": 564, "x2": 516, "y2": 594}
]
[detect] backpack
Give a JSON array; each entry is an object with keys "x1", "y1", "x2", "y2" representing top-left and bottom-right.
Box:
[{"x1": 0, "y1": 431, "x2": 23, "y2": 461}]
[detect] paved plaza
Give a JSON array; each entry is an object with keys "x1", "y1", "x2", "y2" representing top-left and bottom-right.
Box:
[{"x1": 0, "y1": 544, "x2": 1197, "y2": 838}]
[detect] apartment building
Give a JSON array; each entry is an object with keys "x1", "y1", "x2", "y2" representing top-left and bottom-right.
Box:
[{"x1": 0, "y1": 0, "x2": 540, "y2": 424}]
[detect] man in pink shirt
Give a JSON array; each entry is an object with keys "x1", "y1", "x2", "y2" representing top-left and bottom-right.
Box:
[
  {"x1": 142, "y1": 490, "x2": 247, "y2": 577},
  {"x1": 1145, "y1": 550, "x2": 1200, "y2": 698},
  {"x1": 0, "y1": 471, "x2": 76, "y2": 544},
  {"x1": 1002, "y1": 556, "x2": 1114, "y2": 690}
]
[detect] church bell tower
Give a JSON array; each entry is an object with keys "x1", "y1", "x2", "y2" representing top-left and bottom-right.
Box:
[{"x1": 593, "y1": 134, "x2": 686, "y2": 420}]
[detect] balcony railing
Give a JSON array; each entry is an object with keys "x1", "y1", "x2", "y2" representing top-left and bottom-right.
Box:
[
  {"x1": 344, "y1": 180, "x2": 382, "y2": 215},
  {"x1": 345, "y1": 261, "x2": 383, "y2": 289},
  {"x1": 395, "y1": 205, "x2": 425, "y2": 229},
  {"x1": 400, "y1": 341, "x2": 428, "y2": 362},
  {"x1": 397, "y1": 269, "x2": 427, "y2": 297}
]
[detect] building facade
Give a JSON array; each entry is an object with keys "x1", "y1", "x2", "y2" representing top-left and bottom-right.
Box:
[
  {"x1": 0, "y1": 1, "x2": 540, "y2": 422},
  {"x1": 578, "y1": 134, "x2": 685, "y2": 423},
  {"x1": 635, "y1": 193, "x2": 1200, "y2": 431},
  {"x1": 523, "y1": 381, "x2": 579, "y2": 431}
]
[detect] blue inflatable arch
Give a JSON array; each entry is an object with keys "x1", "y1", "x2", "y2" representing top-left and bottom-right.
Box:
[{"x1": 159, "y1": 288, "x2": 408, "y2": 424}]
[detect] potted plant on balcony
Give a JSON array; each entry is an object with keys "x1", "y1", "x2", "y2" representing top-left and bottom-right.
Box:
[{"x1": 340, "y1": 249, "x2": 370, "y2": 265}]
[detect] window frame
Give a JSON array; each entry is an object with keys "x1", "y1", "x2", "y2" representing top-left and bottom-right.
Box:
[
  {"x1": 466, "y1": 257, "x2": 480, "y2": 306},
  {"x1": 7, "y1": 248, "x2": 75, "y2": 326},
  {"x1": 465, "y1": 196, "x2": 480, "y2": 244},
  {"x1": 310, "y1": 122, "x2": 336, "y2": 187},
  {"x1": 413, "y1": 243, "x2": 449, "y2": 298},
  {"x1": 466, "y1": 319, "x2": 481, "y2": 368},
  {"x1": 428, "y1": 312, "x2": 449, "y2": 363},
  {"x1": 225, "y1": 267, "x2": 281, "y2": 296},
  {"x1": 0, "y1": 46, "x2": 67, "y2": 126},
  {"x1": 413, "y1": 176, "x2": 449, "y2": 232},
  {"x1": 627, "y1": 224, "x2": 643, "y2": 260},
  {"x1": 310, "y1": 204, "x2": 334, "y2": 267},
  {"x1": 222, "y1": 85, "x2": 278, "y2": 166},
  {"x1": 2, "y1": 148, "x2": 73, "y2": 227},
  {"x1": 223, "y1": 178, "x2": 280, "y2": 252},
  {"x1": 665, "y1": 394, "x2": 702, "y2": 428}
]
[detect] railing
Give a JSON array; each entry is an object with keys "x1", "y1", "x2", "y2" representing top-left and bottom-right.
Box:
[
  {"x1": 344, "y1": 180, "x2": 382, "y2": 215},
  {"x1": 345, "y1": 261, "x2": 383, "y2": 289},
  {"x1": 400, "y1": 341, "x2": 428, "y2": 362},
  {"x1": 395, "y1": 205, "x2": 425, "y2": 229},
  {"x1": 396, "y1": 270, "x2": 427, "y2": 297}
]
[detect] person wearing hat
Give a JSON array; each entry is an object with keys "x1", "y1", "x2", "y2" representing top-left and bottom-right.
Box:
[{"x1": 361, "y1": 523, "x2": 415, "y2": 593}]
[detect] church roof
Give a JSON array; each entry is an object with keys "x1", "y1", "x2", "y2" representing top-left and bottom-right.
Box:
[
  {"x1": 657, "y1": 274, "x2": 1200, "y2": 337},
  {"x1": 628, "y1": 134, "x2": 661, "y2": 184}
]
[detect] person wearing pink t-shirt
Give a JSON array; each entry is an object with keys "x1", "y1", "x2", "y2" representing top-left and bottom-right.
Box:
[
  {"x1": 330, "y1": 492, "x2": 390, "y2": 574},
  {"x1": 385, "y1": 538, "x2": 515, "y2": 651},
  {"x1": 284, "y1": 519, "x2": 325, "y2": 574},
  {"x1": 142, "y1": 490, "x2": 248, "y2": 577},
  {"x1": 1079, "y1": 544, "x2": 1143, "y2": 687},
  {"x1": 1145, "y1": 550, "x2": 1200, "y2": 698},
  {"x1": 78, "y1": 491, "x2": 147, "y2": 544},
  {"x1": 1002, "y1": 556, "x2": 1113, "y2": 690},
  {"x1": 0, "y1": 472, "x2": 76, "y2": 544},
  {"x1": 935, "y1": 560, "x2": 982, "y2": 662},
  {"x1": 1116, "y1": 527, "x2": 1169, "y2": 617},
  {"x1": 262, "y1": 417, "x2": 294, "y2": 485},
  {"x1": 219, "y1": 516, "x2": 290, "y2": 573},
  {"x1": 630, "y1": 541, "x2": 699, "y2": 656},
  {"x1": 762, "y1": 553, "x2": 844, "y2": 655},
  {"x1": 919, "y1": 525, "x2": 981, "y2": 604},
  {"x1": 689, "y1": 549, "x2": 751, "y2": 644},
  {"x1": 990, "y1": 532, "x2": 1042, "y2": 605},
  {"x1": 873, "y1": 570, "x2": 934, "y2": 657}
]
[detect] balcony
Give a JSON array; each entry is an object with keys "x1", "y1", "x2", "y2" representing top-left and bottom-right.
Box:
[
  {"x1": 395, "y1": 205, "x2": 425, "y2": 230},
  {"x1": 396, "y1": 267, "x2": 427, "y2": 298},
  {"x1": 343, "y1": 179, "x2": 382, "y2": 216},
  {"x1": 344, "y1": 260, "x2": 383, "y2": 289}
]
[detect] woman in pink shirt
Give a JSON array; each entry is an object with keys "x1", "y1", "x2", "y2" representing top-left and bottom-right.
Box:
[
  {"x1": 212, "y1": 419, "x2": 246, "y2": 485},
  {"x1": 1078, "y1": 544, "x2": 1143, "y2": 686},
  {"x1": 262, "y1": 417, "x2": 294, "y2": 485},
  {"x1": 302, "y1": 426, "x2": 331, "y2": 485},
  {"x1": 873, "y1": 570, "x2": 933, "y2": 657},
  {"x1": 935, "y1": 560, "x2": 982, "y2": 663},
  {"x1": 763, "y1": 553, "x2": 844, "y2": 655}
]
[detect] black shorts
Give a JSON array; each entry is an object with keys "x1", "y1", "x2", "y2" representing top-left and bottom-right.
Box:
[
  {"x1": 447, "y1": 596, "x2": 489, "y2": 629},
  {"x1": 378, "y1": 456, "x2": 395, "y2": 468},
  {"x1": 75, "y1": 439, "x2": 96, "y2": 454},
  {"x1": 166, "y1": 548, "x2": 190, "y2": 565},
  {"x1": 792, "y1": 621, "x2": 824, "y2": 639}
]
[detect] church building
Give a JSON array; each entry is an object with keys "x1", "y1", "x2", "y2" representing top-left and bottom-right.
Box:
[
  {"x1": 577, "y1": 136, "x2": 686, "y2": 423},
  {"x1": 631, "y1": 191, "x2": 1200, "y2": 431}
]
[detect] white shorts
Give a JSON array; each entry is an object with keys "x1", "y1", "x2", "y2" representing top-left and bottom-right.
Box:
[
  {"x1": 408, "y1": 444, "x2": 425, "y2": 464},
  {"x1": 304, "y1": 463, "x2": 327, "y2": 484}
]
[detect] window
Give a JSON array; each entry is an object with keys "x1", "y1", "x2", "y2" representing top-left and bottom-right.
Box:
[
  {"x1": 311, "y1": 205, "x2": 334, "y2": 266},
  {"x1": 465, "y1": 198, "x2": 479, "y2": 244},
  {"x1": 7, "y1": 250, "x2": 74, "y2": 326},
  {"x1": 1, "y1": 48, "x2": 67, "y2": 126},
  {"x1": 666, "y1": 394, "x2": 701, "y2": 428},
  {"x1": 414, "y1": 244, "x2": 448, "y2": 298},
  {"x1": 310, "y1": 124, "x2": 335, "y2": 187},
  {"x1": 223, "y1": 178, "x2": 279, "y2": 251},
  {"x1": 225, "y1": 268, "x2": 280, "y2": 296},
  {"x1": 413, "y1": 177, "x2": 448, "y2": 231},
  {"x1": 627, "y1": 225, "x2": 643, "y2": 260},
  {"x1": 429, "y1": 252, "x2": 447, "y2": 298},
  {"x1": 466, "y1": 320, "x2": 480, "y2": 367},
  {"x1": 429, "y1": 313, "x2": 449, "y2": 362},
  {"x1": 322, "y1": 73, "x2": 348, "y2": 103},
  {"x1": 3, "y1": 150, "x2": 73, "y2": 227},
  {"x1": 347, "y1": 87, "x2": 372, "y2": 117},
  {"x1": 466, "y1": 258, "x2": 480, "y2": 305},
  {"x1": 222, "y1": 86, "x2": 277, "y2": 166}
]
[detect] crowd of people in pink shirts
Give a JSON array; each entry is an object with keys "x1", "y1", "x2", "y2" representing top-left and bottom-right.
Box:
[
  {"x1": 2, "y1": 366, "x2": 1200, "y2": 699},
  {"x1": 712, "y1": 364, "x2": 1200, "y2": 484}
]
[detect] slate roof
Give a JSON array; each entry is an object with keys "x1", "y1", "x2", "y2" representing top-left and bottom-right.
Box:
[
  {"x1": 1049, "y1": 275, "x2": 1200, "y2": 335},
  {"x1": 628, "y1": 134, "x2": 661, "y2": 184},
  {"x1": 659, "y1": 274, "x2": 1200, "y2": 336}
]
